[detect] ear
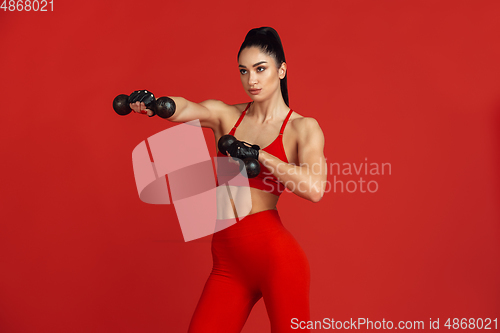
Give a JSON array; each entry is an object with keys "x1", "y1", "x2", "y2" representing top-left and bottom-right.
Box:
[{"x1": 279, "y1": 62, "x2": 287, "y2": 79}]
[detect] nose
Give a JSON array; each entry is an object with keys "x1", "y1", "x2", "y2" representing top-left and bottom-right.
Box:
[{"x1": 248, "y1": 71, "x2": 258, "y2": 86}]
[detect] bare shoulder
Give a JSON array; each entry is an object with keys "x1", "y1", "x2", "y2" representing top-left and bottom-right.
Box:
[
  {"x1": 286, "y1": 114, "x2": 325, "y2": 166},
  {"x1": 290, "y1": 114, "x2": 324, "y2": 139}
]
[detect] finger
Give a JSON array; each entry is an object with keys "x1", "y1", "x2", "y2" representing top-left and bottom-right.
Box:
[
  {"x1": 130, "y1": 103, "x2": 139, "y2": 113},
  {"x1": 137, "y1": 102, "x2": 144, "y2": 113},
  {"x1": 132, "y1": 101, "x2": 140, "y2": 113}
]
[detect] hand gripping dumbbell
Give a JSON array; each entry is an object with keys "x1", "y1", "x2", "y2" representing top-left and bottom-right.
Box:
[
  {"x1": 112, "y1": 90, "x2": 176, "y2": 119},
  {"x1": 218, "y1": 134, "x2": 261, "y2": 178}
]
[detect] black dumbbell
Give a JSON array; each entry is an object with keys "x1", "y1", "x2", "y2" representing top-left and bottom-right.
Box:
[
  {"x1": 218, "y1": 134, "x2": 238, "y2": 155},
  {"x1": 112, "y1": 90, "x2": 176, "y2": 119},
  {"x1": 218, "y1": 134, "x2": 260, "y2": 178}
]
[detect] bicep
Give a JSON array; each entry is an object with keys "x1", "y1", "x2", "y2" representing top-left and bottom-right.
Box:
[{"x1": 297, "y1": 118, "x2": 327, "y2": 178}]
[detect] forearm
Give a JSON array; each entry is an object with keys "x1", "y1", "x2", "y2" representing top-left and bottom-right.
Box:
[{"x1": 258, "y1": 150, "x2": 327, "y2": 202}]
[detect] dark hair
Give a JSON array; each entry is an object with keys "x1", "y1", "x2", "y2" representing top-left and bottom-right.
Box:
[{"x1": 237, "y1": 27, "x2": 289, "y2": 107}]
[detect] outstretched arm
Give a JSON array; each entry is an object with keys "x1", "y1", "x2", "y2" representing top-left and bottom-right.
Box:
[
  {"x1": 130, "y1": 97, "x2": 226, "y2": 131},
  {"x1": 258, "y1": 117, "x2": 327, "y2": 202}
]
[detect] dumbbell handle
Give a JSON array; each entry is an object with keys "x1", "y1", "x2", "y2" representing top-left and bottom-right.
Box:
[{"x1": 218, "y1": 134, "x2": 260, "y2": 178}]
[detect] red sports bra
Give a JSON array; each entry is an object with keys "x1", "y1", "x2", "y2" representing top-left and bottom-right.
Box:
[{"x1": 216, "y1": 102, "x2": 293, "y2": 196}]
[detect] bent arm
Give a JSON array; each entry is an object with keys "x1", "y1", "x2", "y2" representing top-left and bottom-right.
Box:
[{"x1": 258, "y1": 118, "x2": 327, "y2": 202}]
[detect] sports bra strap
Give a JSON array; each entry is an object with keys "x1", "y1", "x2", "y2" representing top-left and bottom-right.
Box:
[
  {"x1": 231, "y1": 104, "x2": 293, "y2": 136},
  {"x1": 231, "y1": 102, "x2": 252, "y2": 132},
  {"x1": 279, "y1": 109, "x2": 294, "y2": 136}
]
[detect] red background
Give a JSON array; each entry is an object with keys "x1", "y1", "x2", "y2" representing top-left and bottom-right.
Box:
[{"x1": 1, "y1": 0, "x2": 499, "y2": 332}]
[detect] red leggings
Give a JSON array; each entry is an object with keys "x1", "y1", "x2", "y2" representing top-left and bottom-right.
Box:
[{"x1": 188, "y1": 209, "x2": 310, "y2": 333}]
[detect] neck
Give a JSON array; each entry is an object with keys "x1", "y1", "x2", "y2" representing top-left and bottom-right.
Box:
[{"x1": 248, "y1": 91, "x2": 289, "y2": 123}]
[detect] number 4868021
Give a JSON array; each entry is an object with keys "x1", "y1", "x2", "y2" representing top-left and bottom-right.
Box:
[{"x1": 1, "y1": 0, "x2": 53, "y2": 11}]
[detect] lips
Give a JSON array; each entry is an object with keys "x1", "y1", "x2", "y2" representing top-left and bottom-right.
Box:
[{"x1": 249, "y1": 89, "x2": 261, "y2": 95}]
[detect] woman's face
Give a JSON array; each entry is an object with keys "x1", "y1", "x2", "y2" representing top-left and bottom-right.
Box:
[{"x1": 238, "y1": 46, "x2": 286, "y2": 103}]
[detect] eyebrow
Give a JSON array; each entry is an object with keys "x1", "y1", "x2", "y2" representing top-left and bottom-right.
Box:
[{"x1": 238, "y1": 61, "x2": 267, "y2": 68}]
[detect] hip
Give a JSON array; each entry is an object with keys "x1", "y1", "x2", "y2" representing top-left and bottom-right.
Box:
[{"x1": 211, "y1": 209, "x2": 308, "y2": 263}]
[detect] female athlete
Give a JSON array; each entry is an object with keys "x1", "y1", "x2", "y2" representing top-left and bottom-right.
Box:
[{"x1": 129, "y1": 27, "x2": 327, "y2": 333}]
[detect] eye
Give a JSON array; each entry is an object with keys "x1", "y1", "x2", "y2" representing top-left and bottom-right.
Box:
[
  {"x1": 257, "y1": 66, "x2": 266, "y2": 72},
  {"x1": 240, "y1": 69, "x2": 247, "y2": 75}
]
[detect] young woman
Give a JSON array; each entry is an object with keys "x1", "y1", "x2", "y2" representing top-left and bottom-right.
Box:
[{"x1": 130, "y1": 27, "x2": 327, "y2": 333}]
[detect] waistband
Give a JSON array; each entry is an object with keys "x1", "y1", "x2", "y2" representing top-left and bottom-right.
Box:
[{"x1": 212, "y1": 209, "x2": 283, "y2": 240}]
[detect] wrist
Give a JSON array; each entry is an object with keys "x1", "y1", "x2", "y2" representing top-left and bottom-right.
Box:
[{"x1": 257, "y1": 149, "x2": 266, "y2": 163}]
